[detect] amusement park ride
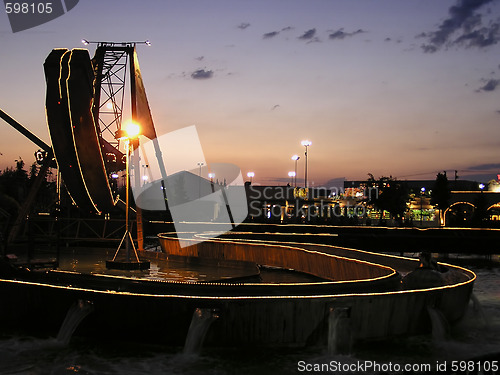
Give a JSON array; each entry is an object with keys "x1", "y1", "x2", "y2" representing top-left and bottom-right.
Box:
[{"x1": 0, "y1": 40, "x2": 160, "y2": 268}]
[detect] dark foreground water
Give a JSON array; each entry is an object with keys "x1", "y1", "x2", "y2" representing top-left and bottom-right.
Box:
[{"x1": 0, "y1": 265, "x2": 499, "y2": 374}]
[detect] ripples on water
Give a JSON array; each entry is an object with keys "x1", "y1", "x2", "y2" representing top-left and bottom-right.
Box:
[{"x1": 1, "y1": 265, "x2": 499, "y2": 374}]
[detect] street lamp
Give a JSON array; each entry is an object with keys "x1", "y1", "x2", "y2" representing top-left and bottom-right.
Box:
[
  {"x1": 301, "y1": 140, "x2": 311, "y2": 189},
  {"x1": 247, "y1": 172, "x2": 255, "y2": 184},
  {"x1": 288, "y1": 171, "x2": 296, "y2": 185},
  {"x1": 107, "y1": 121, "x2": 149, "y2": 270},
  {"x1": 208, "y1": 172, "x2": 215, "y2": 193},
  {"x1": 420, "y1": 187, "x2": 426, "y2": 227},
  {"x1": 197, "y1": 162, "x2": 204, "y2": 197},
  {"x1": 291, "y1": 155, "x2": 300, "y2": 187}
]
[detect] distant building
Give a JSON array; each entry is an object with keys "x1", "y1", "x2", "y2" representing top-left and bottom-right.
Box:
[{"x1": 343, "y1": 179, "x2": 482, "y2": 193}]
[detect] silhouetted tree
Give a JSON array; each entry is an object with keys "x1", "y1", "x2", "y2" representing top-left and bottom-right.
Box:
[
  {"x1": 431, "y1": 172, "x2": 450, "y2": 226},
  {"x1": 367, "y1": 174, "x2": 409, "y2": 223},
  {"x1": 0, "y1": 159, "x2": 56, "y2": 215},
  {"x1": 0, "y1": 157, "x2": 28, "y2": 202}
]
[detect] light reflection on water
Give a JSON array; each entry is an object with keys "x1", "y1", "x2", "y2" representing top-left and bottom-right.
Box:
[
  {"x1": 56, "y1": 247, "x2": 325, "y2": 284},
  {"x1": 57, "y1": 247, "x2": 254, "y2": 283}
]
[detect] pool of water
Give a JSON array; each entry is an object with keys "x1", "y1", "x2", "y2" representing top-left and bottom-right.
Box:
[{"x1": 54, "y1": 247, "x2": 324, "y2": 284}]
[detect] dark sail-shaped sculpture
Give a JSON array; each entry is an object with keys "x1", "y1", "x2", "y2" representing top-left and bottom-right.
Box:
[{"x1": 44, "y1": 43, "x2": 158, "y2": 214}]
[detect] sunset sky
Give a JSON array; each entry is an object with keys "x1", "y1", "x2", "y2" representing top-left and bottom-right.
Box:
[{"x1": 1, "y1": 0, "x2": 500, "y2": 186}]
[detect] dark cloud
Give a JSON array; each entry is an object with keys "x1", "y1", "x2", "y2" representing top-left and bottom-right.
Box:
[
  {"x1": 195, "y1": 56, "x2": 204, "y2": 61},
  {"x1": 306, "y1": 37, "x2": 321, "y2": 44},
  {"x1": 477, "y1": 79, "x2": 500, "y2": 91},
  {"x1": 263, "y1": 31, "x2": 280, "y2": 39},
  {"x1": 421, "y1": 44, "x2": 438, "y2": 53},
  {"x1": 191, "y1": 69, "x2": 213, "y2": 79},
  {"x1": 454, "y1": 22, "x2": 500, "y2": 47},
  {"x1": 298, "y1": 28, "x2": 316, "y2": 40},
  {"x1": 420, "y1": 0, "x2": 500, "y2": 52},
  {"x1": 329, "y1": 28, "x2": 366, "y2": 40},
  {"x1": 237, "y1": 22, "x2": 250, "y2": 30},
  {"x1": 468, "y1": 163, "x2": 500, "y2": 171},
  {"x1": 281, "y1": 26, "x2": 293, "y2": 32}
]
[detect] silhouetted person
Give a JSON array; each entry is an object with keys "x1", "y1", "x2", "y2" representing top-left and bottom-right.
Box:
[{"x1": 402, "y1": 252, "x2": 445, "y2": 290}]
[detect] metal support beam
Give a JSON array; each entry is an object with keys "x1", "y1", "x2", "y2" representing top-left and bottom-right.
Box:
[{"x1": 0, "y1": 109, "x2": 52, "y2": 152}]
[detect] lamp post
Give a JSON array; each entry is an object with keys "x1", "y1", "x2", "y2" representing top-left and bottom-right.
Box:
[
  {"x1": 291, "y1": 155, "x2": 300, "y2": 187},
  {"x1": 208, "y1": 172, "x2": 215, "y2": 192},
  {"x1": 198, "y1": 162, "x2": 204, "y2": 197},
  {"x1": 247, "y1": 172, "x2": 255, "y2": 184},
  {"x1": 288, "y1": 171, "x2": 296, "y2": 185},
  {"x1": 420, "y1": 187, "x2": 426, "y2": 227},
  {"x1": 301, "y1": 140, "x2": 311, "y2": 189},
  {"x1": 107, "y1": 121, "x2": 149, "y2": 270}
]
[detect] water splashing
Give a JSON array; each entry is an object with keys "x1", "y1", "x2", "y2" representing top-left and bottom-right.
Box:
[
  {"x1": 470, "y1": 293, "x2": 490, "y2": 327},
  {"x1": 56, "y1": 300, "x2": 94, "y2": 345},
  {"x1": 426, "y1": 306, "x2": 450, "y2": 343},
  {"x1": 328, "y1": 307, "x2": 352, "y2": 355},
  {"x1": 183, "y1": 308, "x2": 219, "y2": 356}
]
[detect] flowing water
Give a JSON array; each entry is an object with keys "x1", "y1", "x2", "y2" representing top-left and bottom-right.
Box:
[
  {"x1": 1, "y1": 257, "x2": 499, "y2": 374},
  {"x1": 183, "y1": 308, "x2": 220, "y2": 356}
]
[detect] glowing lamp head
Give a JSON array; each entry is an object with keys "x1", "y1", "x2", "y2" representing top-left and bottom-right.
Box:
[
  {"x1": 479, "y1": 183, "x2": 485, "y2": 190},
  {"x1": 301, "y1": 140, "x2": 312, "y2": 147},
  {"x1": 421, "y1": 187, "x2": 426, "y2": 193},
  {"x1": 115, "y1": 122, "x2": 141, "y2": 140},
  {"x1": 81, "y1": 39, "x2": 89, "y2": 45},
  {"x1": 247, "y1": 172, "x2": 255, "y2": 178},
  {"x1": 291, "y1": 155, "x2": 300, "y2": 161},
  {"x1": 125, "y1": 122, "x2": 141, "y2": 138},
  {"x1": 288, "y1": 171, "x2": 296, "y2": 177}
]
